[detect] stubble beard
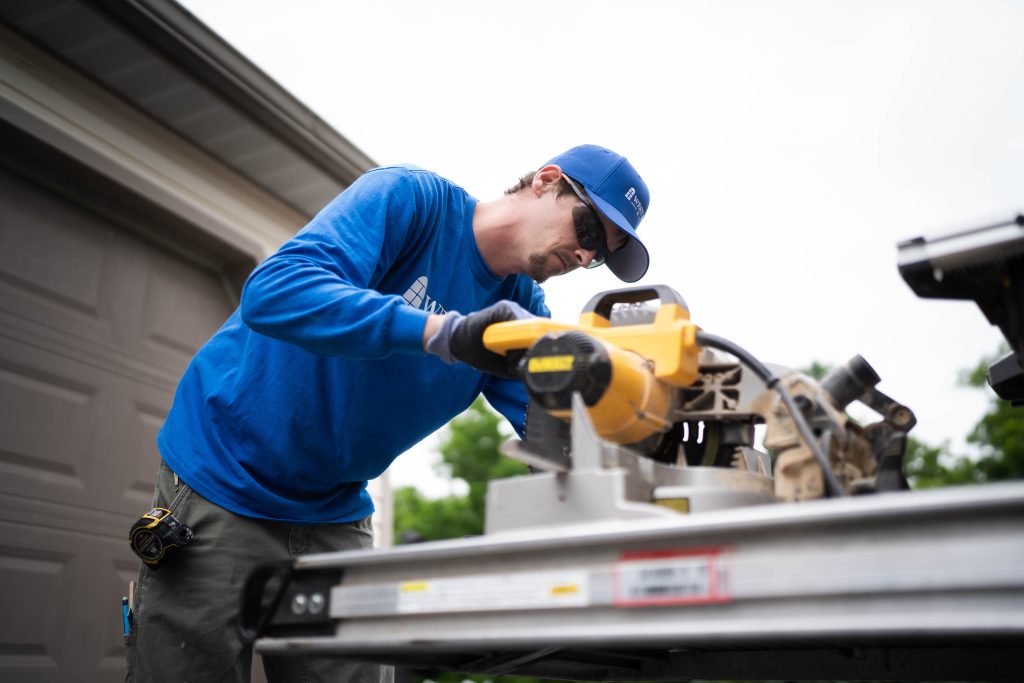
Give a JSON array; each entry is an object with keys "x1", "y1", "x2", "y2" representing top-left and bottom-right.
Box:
[{"x1": 527, "y1": 252, "x2": 551, "y2": 283}]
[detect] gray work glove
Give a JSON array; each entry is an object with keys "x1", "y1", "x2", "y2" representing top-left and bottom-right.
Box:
[{"x1": 426, "y1": 300, "x2": 533, "y2": 379}]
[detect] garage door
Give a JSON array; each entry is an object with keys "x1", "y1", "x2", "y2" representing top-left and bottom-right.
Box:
[{"x1": 0, "y1": 164, "x2": 238, "y2": 681}]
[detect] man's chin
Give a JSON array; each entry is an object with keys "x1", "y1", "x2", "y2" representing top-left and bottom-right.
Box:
[{"x1": 527, "y1": 254, "x2": 555, "y2": 283}]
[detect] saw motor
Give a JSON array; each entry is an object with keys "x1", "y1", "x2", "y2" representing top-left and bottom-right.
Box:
[{"x1": 488, "y1": 285, "x2": 699, "y2": 448}]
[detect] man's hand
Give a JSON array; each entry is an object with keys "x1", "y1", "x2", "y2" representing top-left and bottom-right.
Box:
[{"x1": 425, "y1": 301, "x2": 533, "y2": 378}]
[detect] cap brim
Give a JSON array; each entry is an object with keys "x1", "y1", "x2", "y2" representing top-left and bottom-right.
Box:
[{"x1": 586, "y1": 190, "x2": 650, "y2": 283}]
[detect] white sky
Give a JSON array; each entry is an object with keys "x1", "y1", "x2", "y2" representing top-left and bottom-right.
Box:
[{"x1": 181, "y1": 0, "x2": 1021, "y2": 497}]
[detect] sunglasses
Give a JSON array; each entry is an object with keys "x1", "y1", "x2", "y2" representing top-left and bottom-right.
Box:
[{"x1": 563, "y1": 175, "x2": 610, "y2": 268}]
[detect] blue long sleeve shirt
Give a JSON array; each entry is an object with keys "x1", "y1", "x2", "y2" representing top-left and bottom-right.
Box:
[{"x1": 157, "y1": 166, "x2": 548, "y2": 523}]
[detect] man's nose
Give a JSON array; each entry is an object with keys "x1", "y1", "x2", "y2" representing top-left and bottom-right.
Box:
[{"x1": 575, "y1": 248, "x2": 597, "y2": 268}]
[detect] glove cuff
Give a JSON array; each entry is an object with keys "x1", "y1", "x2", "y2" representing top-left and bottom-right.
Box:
[{"x1": 424, "y1": 312, "x2": 464, "y2": 364}]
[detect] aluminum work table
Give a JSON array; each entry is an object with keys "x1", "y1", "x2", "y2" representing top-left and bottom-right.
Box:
[{"x1": 246, "y1": 481, "x2": 1024, "y2": 681}]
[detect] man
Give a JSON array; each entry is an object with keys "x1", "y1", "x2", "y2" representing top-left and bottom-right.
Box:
[{"x1": 126, "y1": 144, "x2": 651, "y2": 681}]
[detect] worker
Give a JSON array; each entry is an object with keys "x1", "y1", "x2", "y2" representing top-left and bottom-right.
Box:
[{"x1": 125, "y1": 144, "x2": 651, "y2": 682}]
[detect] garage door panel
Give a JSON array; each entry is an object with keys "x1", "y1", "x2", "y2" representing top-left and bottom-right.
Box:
[
  {"x1": 0, "y1": 542, "x2": 72, "y2": 675},
  {"x1": 0, "y1": 261, "x2": 115, "y2": 356},
  {"x1": 0, "y1": 358, "x2": 96, "y2": 490},
  {"x1": 119, "y1": 400, "x2": 165, "y2": 505},
  {"x1": 102, "y1": 233, "x2": 153, "y2": 356},
  {"x1": 67, "y1": 552, "x2": 138, "y2": 678},
  {"x1": 0, "y1": 314, "x2": 226, "y2": 522},
  {"x1": 0, "y1": 179, "x2": 108, "y2": 319},
  {"x1": 142, "y1": 250, "x2": 232, "y2": 362},
  {"x1": 0, "y1": 521, "x2": 139, "y2": 682},
  {"x1": 0, "y1": 169, "x2": 232, "y2": 381},
  {"x1": 84, "y1": 371, "x2": 170, "y2": 510},
  {"x1": 0, "y1": 333, "x2": 179, "y2": 517}
]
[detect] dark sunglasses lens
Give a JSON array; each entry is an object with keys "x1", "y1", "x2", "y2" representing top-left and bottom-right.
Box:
[{"x1": 572, "y1": 205, "x2": 608, "y2": 262}]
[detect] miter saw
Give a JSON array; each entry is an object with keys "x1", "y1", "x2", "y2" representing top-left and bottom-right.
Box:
[{"x1": 481, "y1": 285, "x2": 916, "y2": 533}]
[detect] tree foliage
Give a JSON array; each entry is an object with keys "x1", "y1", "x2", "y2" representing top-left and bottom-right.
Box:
[
  {"x1": 391, "y1": 487, "x2": 477, "y2": 543},
  {"x1": 801, "y1": 360, "x2": 831, "y2": 381},
  {"x1": 900, "y1": 436, "x2": 978, "y2": 489},
  {"x1": 958, "y1": 345, "x2": 1024, "y2": 482}
]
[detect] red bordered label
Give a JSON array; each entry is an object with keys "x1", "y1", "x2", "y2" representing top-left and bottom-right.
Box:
[{"x1": 613, "y1": 547, "x2": 732, "y2": 607}]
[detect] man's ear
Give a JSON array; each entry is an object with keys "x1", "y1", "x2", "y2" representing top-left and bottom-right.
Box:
[{"x1": 531, "y1": 165, "x2": 564, "y2": 196}]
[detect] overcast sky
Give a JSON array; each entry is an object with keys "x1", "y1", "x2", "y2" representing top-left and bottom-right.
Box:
[{"x1": 181, "y1": 0, "x2": 1021, "y2": 496}]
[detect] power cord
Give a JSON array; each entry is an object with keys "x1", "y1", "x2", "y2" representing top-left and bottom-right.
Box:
[{"x1": 695, "y1": 331, "x2": 845, "y2": 497}]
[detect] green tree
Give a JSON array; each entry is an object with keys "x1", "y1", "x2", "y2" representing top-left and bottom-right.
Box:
[
  {"x1": 801, "y1": 360, "x2": 831, "y2": 381},
  {"x1": 902, "y1": 345, "x2": 1022, "y2": 488},
  {"x1": 901, "y1": 436, "x2": 977, "y2": 489},
  {"x1": 391, "y1": 487, "x2": 477, "y2": 543},
  {"x1": 960, "y1": 345, "x2": 1024, "y2": 482}
]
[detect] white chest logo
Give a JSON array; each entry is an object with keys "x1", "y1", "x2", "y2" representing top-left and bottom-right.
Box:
[{"x1": 401, "y1": 276, "x2": 447, "y2": 315}]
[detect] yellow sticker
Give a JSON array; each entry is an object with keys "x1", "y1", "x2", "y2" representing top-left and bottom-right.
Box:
[
  {"x1": 655, "y1": 498, "x2": 690, "y2": 514},
  {"x1": 550, "y1": 584, "x2": 579, "y2": 596},
  {"x1": 528, "y1": 355, "x2": 575, "y2": 373},
  {"x1": 400, "y1": 581, "x2": 430, "y2": 593}
]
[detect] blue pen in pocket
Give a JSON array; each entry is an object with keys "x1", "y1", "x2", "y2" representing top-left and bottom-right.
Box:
[{"x1": 122, "y1": 596, "x2": 130, "y2": 636}]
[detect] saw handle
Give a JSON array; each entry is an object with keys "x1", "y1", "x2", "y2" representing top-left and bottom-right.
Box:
[{"x1": 581, "y1": 285, "x2": 689, "y2": 322}]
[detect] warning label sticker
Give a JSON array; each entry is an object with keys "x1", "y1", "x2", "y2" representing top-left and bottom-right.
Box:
[
  {"x1": 613, "y1": 547, "x2": 732, "y2": 607},
  {"x1": 396, "y1": 569, "x2": 590, "y2": 614}
]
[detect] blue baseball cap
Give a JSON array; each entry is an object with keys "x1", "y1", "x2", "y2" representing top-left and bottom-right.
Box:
[{"x1": 545, "y1": 144, "x2": 651, "y2": 282}]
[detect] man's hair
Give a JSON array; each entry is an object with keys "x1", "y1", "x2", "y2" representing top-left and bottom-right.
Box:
[{"x1": 505, "y1": 171, "x2": 577, "y2": 198}]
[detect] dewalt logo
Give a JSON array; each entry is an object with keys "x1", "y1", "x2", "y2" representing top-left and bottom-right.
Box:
[{"x1": 528, "y1": 355, "x2": 575, "y2": 373}]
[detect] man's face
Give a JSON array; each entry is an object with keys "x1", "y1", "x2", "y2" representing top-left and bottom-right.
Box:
[{"x1": 526, "y1": 188, "x2": 628, "y2": 284}]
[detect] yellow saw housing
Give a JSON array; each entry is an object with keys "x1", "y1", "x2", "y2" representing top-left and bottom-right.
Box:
[{"x1": 484, "y1": 286, "x2": 702, "y2": 445}]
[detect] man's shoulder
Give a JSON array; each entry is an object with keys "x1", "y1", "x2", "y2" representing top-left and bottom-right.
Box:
[{"x1": 361, "y1": 164, "x2": 469, "y2": 197}]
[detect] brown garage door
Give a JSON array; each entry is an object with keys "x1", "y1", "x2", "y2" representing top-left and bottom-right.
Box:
[{"x1": 0, "y1": 164, "x2": 239, "y2": 681}]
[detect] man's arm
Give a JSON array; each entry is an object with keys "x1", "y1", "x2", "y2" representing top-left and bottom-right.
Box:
[{"x1": 240, "y1": 168, "x2": 431, "y2": 358}]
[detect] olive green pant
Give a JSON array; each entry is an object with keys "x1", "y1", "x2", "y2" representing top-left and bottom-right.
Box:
[{"x1": 126, "y1": 460, "x2": 392, "y2": 683}]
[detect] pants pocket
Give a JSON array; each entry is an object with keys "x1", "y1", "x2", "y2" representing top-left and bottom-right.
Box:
[{"x1": 155, "y1": 460, "x2": 193, "y2": 512}]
